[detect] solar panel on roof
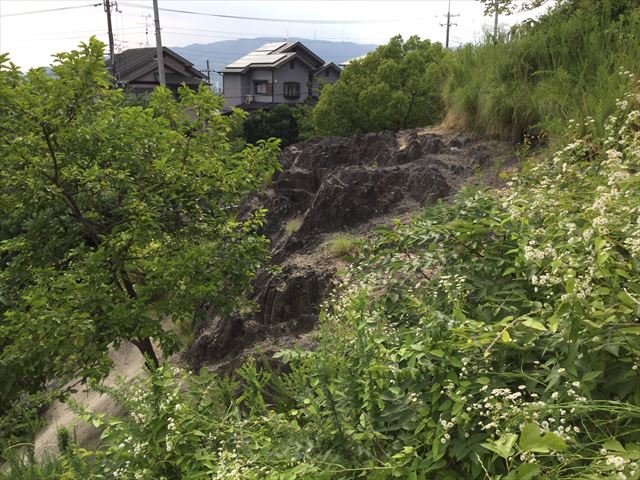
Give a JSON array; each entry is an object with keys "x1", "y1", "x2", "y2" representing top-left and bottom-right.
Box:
[
  {"x1": 226, "y1": 53, "x2": 289, "y2": 69},
  {"x1": 255, "y1": 42, "x2": 287, "y2": 52}
]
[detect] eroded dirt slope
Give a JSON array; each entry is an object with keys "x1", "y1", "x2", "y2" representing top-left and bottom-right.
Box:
[{"x1": 187, "y1": 129, "x2": 516, "y2": 371}]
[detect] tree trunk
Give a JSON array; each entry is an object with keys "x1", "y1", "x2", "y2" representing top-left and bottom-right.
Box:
[{"x1": 132, "y1": 336, "x2": 160, "y2": 370}]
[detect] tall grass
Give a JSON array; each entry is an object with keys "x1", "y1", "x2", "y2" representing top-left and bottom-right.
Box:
[
  {"x1": 444, "y1": 0, "x2": 640, "y2": 143},
  {"x1": 0, "y1": 448, "x2": 63, "y2": 480}
]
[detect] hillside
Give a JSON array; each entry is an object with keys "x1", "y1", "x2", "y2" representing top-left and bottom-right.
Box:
[
  {"x1": 2, "y1": 1, "x2": 640, "y2": 478},
  {"x1": 188, "y1": 128, "x2": 516, "y2": 371},
  {"x1": 171, "y1": 37, "x2": 378, "y2": 88}
]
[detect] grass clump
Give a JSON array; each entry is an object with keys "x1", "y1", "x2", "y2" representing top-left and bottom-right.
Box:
[
  {"x1": 326, "y1": 232, "x2": 361, "y2": 257},
  {"x1": 285, "y1": 217, "x2": 302, "y2": 235},
  {"x1": 444, "y1": 0, "x2": 640, "y2": 144},
  {"x1": 14, "y1": 82, "x2": 640, "y2": 480}
]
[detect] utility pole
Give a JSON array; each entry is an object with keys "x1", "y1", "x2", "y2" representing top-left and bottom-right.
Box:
[
  {"x1": 104, "y1": 0, "x2": 116, "y2": 78},
  {"x1": 142, "y1": 14, "x2": 152, "y2": 47},
  {"x1": 206, "y1": 59, "x2": 211, "y2": 84},
  {"x1": 152, "y1": 0, "x2": 166, "y2": 87},
  {"x1": 440, "y1": 0, "x2": 459, "y2": 49},
  {"x1": 494, "y1": 0, "x2": 499, "y2": 40}
]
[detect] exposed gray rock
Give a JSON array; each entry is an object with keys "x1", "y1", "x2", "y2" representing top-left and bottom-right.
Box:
[{"x1": 186, "y1": 130, "x2": 515, "y2": 370}]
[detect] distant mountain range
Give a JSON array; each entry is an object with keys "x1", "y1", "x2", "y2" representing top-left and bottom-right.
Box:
[{"x1": 171, "y1": 37, "x2": 378, "y2": 89}]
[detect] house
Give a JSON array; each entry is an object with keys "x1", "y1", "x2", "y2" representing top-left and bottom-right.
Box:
[
  {"x1": 107, "y1": 47, "x2": 208, "y2": 95},
  {"x1": 221, "y1": 41, "x2": 341, "y2": 110}
]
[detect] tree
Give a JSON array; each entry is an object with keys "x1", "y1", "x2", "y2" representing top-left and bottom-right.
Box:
[
  {"x1": 0, "y1": 39, "x2": 279, "y2": 428},
  {"x1": 478, "y1": 0, "x2": 552, "y2": 15},
  {"x1": 243, "y1": 104, "x2": 300, "y2": 147},
  {"x1": 312, "y1": 36, "x2": 447, "y2": 136}
]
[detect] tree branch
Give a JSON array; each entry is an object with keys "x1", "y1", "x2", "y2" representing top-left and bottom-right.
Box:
[{"x1": 41, "y1": 124, "x2": 59, "y2": 184}]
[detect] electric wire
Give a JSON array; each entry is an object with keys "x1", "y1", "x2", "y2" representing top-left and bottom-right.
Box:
[
  {"x1": 118, "y1": 2, "x2": 425, "y2": 25},
  {"x1": 0, "y1": 3, "x2": 102, "y2": 18}
]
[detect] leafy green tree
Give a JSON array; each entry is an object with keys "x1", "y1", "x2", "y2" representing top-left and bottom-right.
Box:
[
  {"x1": 291, "y1": 104, "x2": 316, "y2": 141},
  {"x1": 0, "y1": 39, "x2": 279, "y2": 433},
  {"x1": 243, "y1": 104, "x2": 300, "y2": 147},
  {"x1": 313, "y1": 35, "x2": 447, "y2": 136}
]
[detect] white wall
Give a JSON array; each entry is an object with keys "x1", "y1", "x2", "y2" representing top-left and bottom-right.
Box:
[{"x1": 223, "y1": 73, "x2": 243, "y2": 107}]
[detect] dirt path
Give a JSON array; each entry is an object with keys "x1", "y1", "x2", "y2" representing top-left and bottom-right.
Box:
[{"x1": 33, "y1": 341, "x2": 150, "y2": 459}]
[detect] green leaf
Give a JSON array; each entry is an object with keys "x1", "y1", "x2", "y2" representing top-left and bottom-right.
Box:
[
  {"x1": 618, "y1": 291, "x2": 637, "y2": 308},
  {"x1": 481, "y1": 433, "x2": 517, "y2": 459},
  {"x1": 519, "y1": 423, "x2": 567, "y2": 453},
  {"x1": 501, "y1": 330, "x2": 512, "y2": 343},
  {"x1": 522, "y1": 318, "x2": 546, "y2": 331},
  {"x1": 594, "y1": 237, "x2": 607, "y2": 252},
  {"x1": 517, "y1": 463, "x2": 540, "y2": 480},
  {"x1": 603, "y1": 439, "x2": 626, "y2": 453},
  {"x1": 547, "y1": 314, "x2": 559, "y2": 333}
]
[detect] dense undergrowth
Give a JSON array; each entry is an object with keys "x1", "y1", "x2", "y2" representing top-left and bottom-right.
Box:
[
  {"x1": 6, "y1": 78, "x2": 639, "y2": 479},
  {"x1": 444, "y1": 0, "x2": 640, "y2": 143}
]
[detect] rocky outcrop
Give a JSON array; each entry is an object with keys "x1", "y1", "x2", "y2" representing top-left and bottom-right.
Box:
[{"x1": 187, "y1": 129, "x2": 515, "y2": 370}]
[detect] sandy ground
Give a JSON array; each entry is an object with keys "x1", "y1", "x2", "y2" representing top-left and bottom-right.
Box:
[{"x1": 33, "y1": 341, "x2": 152, "y2": 460}]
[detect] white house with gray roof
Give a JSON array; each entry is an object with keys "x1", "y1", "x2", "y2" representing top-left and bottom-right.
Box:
[{"x1": 221, "y1": 41, "x2": 341, "y2": 110}]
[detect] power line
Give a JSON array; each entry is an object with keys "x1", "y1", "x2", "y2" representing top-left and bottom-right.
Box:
[
  {"x1": 0, "y1": 3, "x2": 102, "y2": 18},
  {"x1": 118, "y1": 2, "x2": 425, "y2": 25},
  {"x1": 156, "y1": 25, "x2": 385, "y2": 43},
  {"x1": 168, "y1": 44, "x2": 366, "y2": 60},
  {"x1": 158, "y1": 26, "x2": 376, "y2": 42}
]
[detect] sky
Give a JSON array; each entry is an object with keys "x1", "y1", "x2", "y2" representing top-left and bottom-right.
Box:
[{"x1": 0, "y1": 0, "x2": 552, "y2": 70}]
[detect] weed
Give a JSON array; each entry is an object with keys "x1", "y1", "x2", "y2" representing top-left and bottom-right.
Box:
[
  {"x1": 326, "y1": 232, "x2": 361, "y2": 257},
  {"x1": 285, "y1": 217, "x2": 302, "y2": 235}
]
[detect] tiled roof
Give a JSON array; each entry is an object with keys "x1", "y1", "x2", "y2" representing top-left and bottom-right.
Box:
[
  {"x1": 314, "y1": 62, "x2": 341, "y2": 75},
  {"x1": 107, "y1": 47, "x2": 207, "y2": 84}
]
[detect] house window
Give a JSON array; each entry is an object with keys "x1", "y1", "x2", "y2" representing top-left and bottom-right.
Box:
[
  {"x1": 283, "y1": 82, "x2": 300, "y2": 99},
  {"x1": 254, "y1": 80, "x2": 268, "y2": 95},
  {"x1": 289, "y1": 60, "x2": 295, "y2": 69}
]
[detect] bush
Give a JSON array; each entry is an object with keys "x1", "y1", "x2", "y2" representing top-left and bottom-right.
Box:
[
  {"x1": 313, "y1": 35, "x2": 447, "y2": 136},
  {"x1": 243, "y1": 104, "x2": 311, "y2": 147}
]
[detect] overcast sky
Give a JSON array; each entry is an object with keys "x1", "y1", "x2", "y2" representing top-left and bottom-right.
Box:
[{"x1": 0, "y1": 0, "x2": 551, "y2": 70}]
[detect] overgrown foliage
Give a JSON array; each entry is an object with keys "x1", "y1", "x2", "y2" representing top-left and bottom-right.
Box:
[
  {"x1": 243, "y1": 104, "x2": 298, "y2": 147},
  {"x1": 445, "y1": 0, "x2": 640, "y2": 142},
  {"x1": 11, "y1": 78, "x2": 639, "y2": 480},
  {"x1": 0, "y1": 38, "x2": 279, "y2": 445},
  {"x1": 478, "y1": 0, "x2": 551, "y2": 15},
  {"x1": 313, "y1": 35, "x2": 447, "y2": 136}
]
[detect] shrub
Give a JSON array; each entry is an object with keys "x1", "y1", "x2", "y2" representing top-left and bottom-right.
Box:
[{"x1": 243, "y1": 104, "x2": 307, "y2": 147}]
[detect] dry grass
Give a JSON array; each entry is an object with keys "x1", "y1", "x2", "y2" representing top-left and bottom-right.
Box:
[{"x1": 285, "y1": 217, "x2": 303, "y2": 235}]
